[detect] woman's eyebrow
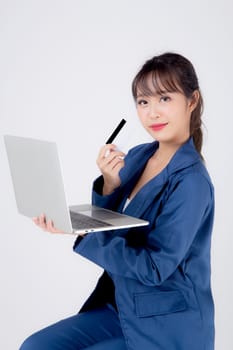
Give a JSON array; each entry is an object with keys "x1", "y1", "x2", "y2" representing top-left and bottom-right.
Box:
[
  {"x1": 136, "y1": 93, "x2": 147, "y2": 98},
  {"x1": 136, "y1": 90, "x2": 169, "y2": 98}
]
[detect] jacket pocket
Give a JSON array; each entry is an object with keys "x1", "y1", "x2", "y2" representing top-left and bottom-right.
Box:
[{"x1": 134, "y1": 290, "x2": 187, "y2": 318}]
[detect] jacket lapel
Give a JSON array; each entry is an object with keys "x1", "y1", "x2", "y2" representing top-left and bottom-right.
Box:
[{"x1": 119, "y1": 138, "x2": 201, "y2": 217}]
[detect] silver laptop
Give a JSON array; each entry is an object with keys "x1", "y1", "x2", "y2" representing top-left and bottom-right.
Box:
[{"x1": 4, "y1": 135, "x2": 149, "y2": 234}]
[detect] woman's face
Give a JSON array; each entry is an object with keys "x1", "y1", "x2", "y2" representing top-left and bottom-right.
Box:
[{"x1": 136, "y1": 83, "x2": 198, "y2": 146}]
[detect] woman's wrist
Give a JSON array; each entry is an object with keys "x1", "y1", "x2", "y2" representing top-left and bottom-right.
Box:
[{"x1": 102, "y1": 183, "x2": 115, "y2": 196}]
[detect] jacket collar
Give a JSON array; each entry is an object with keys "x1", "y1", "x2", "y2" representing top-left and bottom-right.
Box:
[
  {"x1": 119, "y1": 138, "x2": 201, "y2": 216},
  {"x1": 120, "y1": 137, "x2": 200, "y2": 186},
  {"x1": 167, "y1": 137, "x2": 201, "y2": 176}
]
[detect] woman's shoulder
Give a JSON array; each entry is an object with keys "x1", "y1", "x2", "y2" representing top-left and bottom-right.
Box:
[
  {"x1": 166, "y1": 138, "x2": 214, "y2": 188},
  {"x1": 169, "y1": 162, "x2": 214, "y2": 200}
]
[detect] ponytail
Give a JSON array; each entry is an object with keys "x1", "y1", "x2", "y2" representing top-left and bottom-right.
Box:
[{"x1": 190, "y1": 91, "x2": 204, "y2": 159}]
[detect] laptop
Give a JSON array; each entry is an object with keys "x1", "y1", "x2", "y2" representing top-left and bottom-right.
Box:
[{"x1": 4, "y1": 135, "x2": 149, "y2": 234}]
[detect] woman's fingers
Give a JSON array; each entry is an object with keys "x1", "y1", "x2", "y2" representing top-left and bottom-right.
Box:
[
  {"x1": 39, "y1": 213, "x2": 47, "y2": 230},
  {"x1": 97, "y1": 145, "x2": 125, "y2": 170},
  {"x1": 47, "y1": 219, "x2": 64, "y2": 234},
  {"x1": 32, "y1": 216, "x2": 39, "y2": 225},
  {"x1": 32, "y1": 214, "x2": 64, "y2": 234},
  {"x1": 98, "y1": 144, "x2": 116, "y2": 159},
  {"x1": 100, "y1": 154, "x2": 124, "y2": 172},
  {"x1": 96, "y1": 144, "x2": 126, "y2": 195},
  {"x1": 98, "y1": 144, "x2": 125, "y2": 162}
]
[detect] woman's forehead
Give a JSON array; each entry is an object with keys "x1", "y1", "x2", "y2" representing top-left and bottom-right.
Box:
[{"x1": 135, "y1": 71, "x2": 182, "y2": 97}]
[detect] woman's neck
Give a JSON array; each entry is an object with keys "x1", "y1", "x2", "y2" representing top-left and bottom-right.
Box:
[{"x1": 153, "y1": 141, "x2": 183, "y2": 164}]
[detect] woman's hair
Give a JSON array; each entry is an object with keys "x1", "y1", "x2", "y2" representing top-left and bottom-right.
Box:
[{"x1": 132, "y1": 52, "x2": 204, "y2": 156}]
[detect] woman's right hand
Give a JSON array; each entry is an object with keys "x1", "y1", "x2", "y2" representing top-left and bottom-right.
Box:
[
  {"x1": 32, "y1": 214, "x2": 87, "y2": 237},
  {"x1": 96, "y1": 144, "x2": 125, "y2": 195},
  {"x1": 32, "y1": 214, "x2": 65, "y2": 234}
]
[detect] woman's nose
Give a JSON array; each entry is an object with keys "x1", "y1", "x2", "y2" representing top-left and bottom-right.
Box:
[{"x1": 148, "y1": 102, "x2": 161, "y2": 119}]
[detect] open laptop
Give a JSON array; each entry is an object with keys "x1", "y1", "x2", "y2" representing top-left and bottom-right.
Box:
[{"x1": 4, "y1": 135, "x2": 149, "y2": 234}]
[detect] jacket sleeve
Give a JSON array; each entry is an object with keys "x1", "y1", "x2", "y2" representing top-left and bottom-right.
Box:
[
  {"x1": 73, "y1": 173, "x2": 213, "y2": 286},
  {"x1": 91, "y1": 175, "x2": 123, "y2": 211}
]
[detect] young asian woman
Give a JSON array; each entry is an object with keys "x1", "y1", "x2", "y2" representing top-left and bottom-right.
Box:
[{"x1": 20, "y1": 52, "x2": 215, "y2": 350}]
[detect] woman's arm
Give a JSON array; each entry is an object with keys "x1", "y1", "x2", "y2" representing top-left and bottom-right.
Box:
[{"x1": 73, "y1": 173, "x2": 214, "y2": 286}]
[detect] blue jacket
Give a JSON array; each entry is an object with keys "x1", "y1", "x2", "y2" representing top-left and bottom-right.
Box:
[{"x1": 73, "y1": 138, "x2": 215, "y2": 350}]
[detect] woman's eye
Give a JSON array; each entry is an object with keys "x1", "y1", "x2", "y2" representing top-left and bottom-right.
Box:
[
  {"x1": 137, "y1": 99, "x2": 148, "y2": 106},
  {"x1": 160, "y1": 96, "x2": 170, "y2": 102}
]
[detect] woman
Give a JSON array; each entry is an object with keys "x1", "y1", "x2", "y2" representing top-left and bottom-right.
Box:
[{"x1": 20, "y1": 52, "x2": 215, "y2": 350}]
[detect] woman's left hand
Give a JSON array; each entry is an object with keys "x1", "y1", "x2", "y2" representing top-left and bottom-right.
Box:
[{"x1": 96, "y1": 144, "x2": 125, "y2": 195}]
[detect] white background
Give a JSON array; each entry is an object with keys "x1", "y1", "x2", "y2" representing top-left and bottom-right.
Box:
[{"x1": 1, "y1": 1, "x2": 232, "y2": 349}]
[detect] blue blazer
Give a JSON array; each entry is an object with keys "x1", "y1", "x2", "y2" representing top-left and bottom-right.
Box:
[{"x1": 74, "y1": 138, "x2": 215, "y2": 350}]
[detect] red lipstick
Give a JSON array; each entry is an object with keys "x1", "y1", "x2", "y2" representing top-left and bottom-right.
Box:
[{"x1": 150, "y1": 123, "x2": 168, "y2": 131}]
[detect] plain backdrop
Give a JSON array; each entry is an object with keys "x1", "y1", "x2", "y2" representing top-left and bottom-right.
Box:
[{"x1": 1, "y1": 1, "x2": 233, "y2": 349}]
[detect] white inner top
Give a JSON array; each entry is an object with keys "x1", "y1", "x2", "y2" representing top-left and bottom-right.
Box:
[{"x1": 123, "y1": 198, "x2": 131, "y2": 212}]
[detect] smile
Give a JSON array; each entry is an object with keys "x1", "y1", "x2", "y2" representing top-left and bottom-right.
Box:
[{"x1": 149, "y1": 123, "x2": 168, "y2": 131}]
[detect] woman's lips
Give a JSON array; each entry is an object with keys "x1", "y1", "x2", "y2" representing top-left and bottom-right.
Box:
[{"x1": 150, "y1": 123, "x2": 168, "y2": 131}]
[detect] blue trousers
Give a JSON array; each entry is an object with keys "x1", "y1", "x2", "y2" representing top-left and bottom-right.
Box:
[{"x1": 19, "y1": 304, "x2": 127, "y2": 350}]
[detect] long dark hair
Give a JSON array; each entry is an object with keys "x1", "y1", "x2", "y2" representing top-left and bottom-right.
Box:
[{"x1": 132, "y1": 52, "x2": 204, "y2": 156}]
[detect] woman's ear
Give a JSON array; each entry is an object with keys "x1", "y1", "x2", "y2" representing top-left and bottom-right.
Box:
[{"x1": 189, "y1": 90, "x2": 200, "y2": 112}]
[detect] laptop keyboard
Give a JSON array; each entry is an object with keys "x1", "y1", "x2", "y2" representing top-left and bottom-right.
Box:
[{"x1": 69, "y1": 211, "x2": 112, "y2": 230}]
